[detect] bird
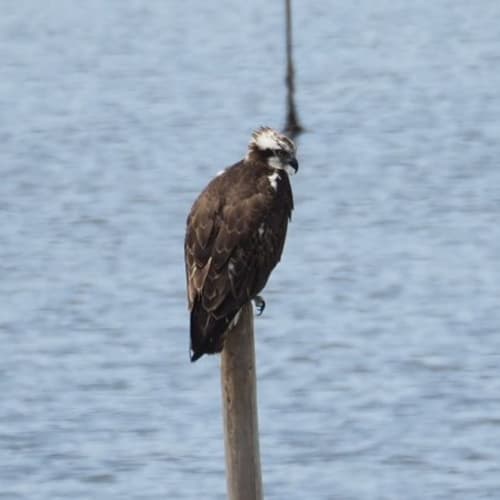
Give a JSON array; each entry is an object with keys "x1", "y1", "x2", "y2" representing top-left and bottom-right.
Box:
[{"x1": 184, "y1": 127, "x2": 298, "y2": 362}]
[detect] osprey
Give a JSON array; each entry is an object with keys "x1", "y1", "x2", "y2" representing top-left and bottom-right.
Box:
[{"x1": 184, "y1": 127, "x2": 298, "y2": 362}]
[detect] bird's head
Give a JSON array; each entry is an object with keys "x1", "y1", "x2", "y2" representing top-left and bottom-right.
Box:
[{"x1": 246, "y1": 127, "x2": 298, "y2": 175}]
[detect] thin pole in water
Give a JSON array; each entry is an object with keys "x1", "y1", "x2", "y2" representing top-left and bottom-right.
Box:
[
  {"x1": 284, "y1": 0, "x2": 303, "y2": 137},
  {"x1": 221, "y1": 302, "x2": 263, "y2": 500}
]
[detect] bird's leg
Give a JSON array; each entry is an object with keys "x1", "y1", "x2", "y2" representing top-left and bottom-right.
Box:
[{"x1": 253, "y1": 295, "x2": 266, "y2": 316}]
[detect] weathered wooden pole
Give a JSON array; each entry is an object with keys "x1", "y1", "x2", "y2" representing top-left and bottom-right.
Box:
[
  {"x1": 284, "y1": 0, "x2": 303, "y2": 137},
  {"x1": 221, "y1": 301, "x2": 263, "y2": 500}
]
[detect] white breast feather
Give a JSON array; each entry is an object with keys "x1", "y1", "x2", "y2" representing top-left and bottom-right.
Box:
[{"x1": 267, "y1": 171, "x2": 280, "y2": 191}]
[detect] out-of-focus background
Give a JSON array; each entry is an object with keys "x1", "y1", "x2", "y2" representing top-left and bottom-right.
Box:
[{"x1": 1, "y1": 1, "x2": 500, "y2": 499}]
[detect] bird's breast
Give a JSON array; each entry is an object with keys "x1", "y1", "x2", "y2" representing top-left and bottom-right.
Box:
[{"x1": 267, "y1": 171, "x2": 281, "y2": 191}]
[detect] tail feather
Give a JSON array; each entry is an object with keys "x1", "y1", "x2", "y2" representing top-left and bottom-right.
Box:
[{"x1": 190, "y1": 301, "x2": 238, "y2": 362}]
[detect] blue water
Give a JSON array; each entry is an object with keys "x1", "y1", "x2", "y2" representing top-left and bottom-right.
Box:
[{"x1": 1, "y1": 1, "x2": 500, "y2": 499}]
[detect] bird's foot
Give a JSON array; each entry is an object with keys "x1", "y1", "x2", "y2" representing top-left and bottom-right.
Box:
[{"x1": 253, "y1": 295, "x2": 266, "y2": 316}]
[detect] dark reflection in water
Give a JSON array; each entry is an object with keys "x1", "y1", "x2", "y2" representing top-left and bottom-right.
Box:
[{"x1": 1, "y1": 1, "x2": 500, "y2": 499}]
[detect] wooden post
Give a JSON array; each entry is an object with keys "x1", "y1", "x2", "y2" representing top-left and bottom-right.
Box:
[
  {"x1": 221, "y1": 302, "x2": 263, "y2": 500},
  {"x1": 284, "y1": 0, "x2": 303, "y2": 137}
]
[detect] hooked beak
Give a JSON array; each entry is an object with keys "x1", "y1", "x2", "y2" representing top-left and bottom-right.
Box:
[{"x1": 288, "y1": 157, "x2": 299, "y2": 174}]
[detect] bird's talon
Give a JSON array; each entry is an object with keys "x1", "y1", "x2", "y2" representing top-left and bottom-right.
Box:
[{"x1": 253, "y1": 296, "x2": 266, "y2": 316}]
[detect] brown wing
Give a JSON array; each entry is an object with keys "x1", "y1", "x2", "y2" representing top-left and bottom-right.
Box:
[
  {"x1": 185, "y1": 187, "x2": 219, "y2": 311},
  {"x1": 185, "y1": 188, "x2": 271, "y2": 314}
]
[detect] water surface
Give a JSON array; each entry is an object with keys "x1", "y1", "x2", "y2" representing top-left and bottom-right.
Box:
[{"x1": 1, "y1": 1, "x2": 500, "y2": 499}]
